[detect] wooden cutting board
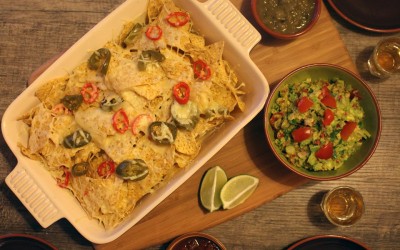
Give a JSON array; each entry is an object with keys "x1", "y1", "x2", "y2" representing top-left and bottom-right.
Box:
[{"x1": 92, "y1": 2, "x2": 356, "y2": 249}]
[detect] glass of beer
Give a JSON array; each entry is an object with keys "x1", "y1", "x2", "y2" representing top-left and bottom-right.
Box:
[
  {"x1": 320, "y1": 186, "x2": 365, "y2": 227},
  {"x1": 367, "y1": 37, "x2": 400, "y2": 78}
]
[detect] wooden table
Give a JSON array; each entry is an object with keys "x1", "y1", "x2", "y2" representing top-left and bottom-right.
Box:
[{"x1": 1, "y1": 0, "x2": 399, "y2": 249}]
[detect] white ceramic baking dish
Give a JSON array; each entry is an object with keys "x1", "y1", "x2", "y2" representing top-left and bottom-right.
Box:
[{"x1": 2, "y1": 0, "x2": 269, "y2": 244}]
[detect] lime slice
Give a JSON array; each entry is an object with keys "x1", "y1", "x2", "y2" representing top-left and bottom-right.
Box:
[
  {"x1": 220, "y1": 175, "x2": 259, "y2": 210},
  {"x1": 199, "y1": 166, "x2": 228, "y2": 212}
]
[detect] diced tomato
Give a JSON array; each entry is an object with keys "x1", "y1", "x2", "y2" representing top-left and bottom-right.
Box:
[
  {"x1": 322, "y1": 109, "x2": 334, "y2": 126},
  {"x1": 297, "y1": 96, "x2": 314, "y2": 113},
  {"x1": 270, "y1": 112, "x2": 284, "y2": 131},
  {"x1": 292, "y1": 127, "x2": 312, "y2": 142},
  {"x1": 321, "y1": 94, "x2": 337, "y2": 108},
  {"x1": 319, "y1": 85, "x2": 337, "y2": 108},
  {"x1": 315, "y1": 142, "x2": 333, "y2": 159},
  {"x1": 350, "y1": 89, "x2": 362, "y2": 100},
  {"x1": 320, "y1": 85, "x2": 330, "y2": 99},
  {"x1": 340, "y1": 122, "x2": 357, "y2": 141}
]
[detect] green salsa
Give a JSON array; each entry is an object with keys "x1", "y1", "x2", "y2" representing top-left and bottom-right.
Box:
[
  {"x1": 257, "y1": 0, "x2": 315, "y2": 34},
  {"x1": 270, "y1": 78, "x2": 370, "y2": 171}
]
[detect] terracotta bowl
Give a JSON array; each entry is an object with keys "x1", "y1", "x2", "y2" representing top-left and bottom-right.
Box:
[
  {"x1": 167, "y1": 232, "x2": 226, "y2": 250},
  {"x1": 251, "y1": 0, "x2": 321, "y2": 39},
  {"x1": 264, "y1": 64, "x2": 381, "y2": 180}
]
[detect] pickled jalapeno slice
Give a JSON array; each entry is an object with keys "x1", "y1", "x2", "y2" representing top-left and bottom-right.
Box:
[
  {"x1": 149, "y1": 121, "x2": 177, "y2": 144},
  {"x1": 138, "y1": 50, "x2": 165, "y2": 71},
  {"x1": 122, "y1": 23, "x2": 143, "y2": 47},
  {"x1": 72, "y1": 162, "x2": 89, "y2": 176},
  {"x1": 61, "y1": 94, "x2": 83, "y2": 111},
  {"x1": 88, "y1": 48, "x2": 111, "y2": 76},
  {"x1": 116, "y1": 159, "x2": 149, "y2": 181},
  {"x1": 100, "y1": 93, "x2": 123, "y2": 112},
  {"x1": 63, "y1": 129, "x2": 92, "y2": 148}
]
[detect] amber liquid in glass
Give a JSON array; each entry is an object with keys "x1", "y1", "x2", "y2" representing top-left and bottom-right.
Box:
[
  {"x1": 368, "y1": 37, "x2": 400, "y2": 78},
  {"x1": 321, "y1": 186, "x2": 364, "y2": 227}
]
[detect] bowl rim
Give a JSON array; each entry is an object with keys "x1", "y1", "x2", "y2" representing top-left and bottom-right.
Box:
[
  {"x1": 264, "y1": 63, "x2": 382, "y2": 181},
  {"x1": 250, "y1": 0, "x2": 322, "y2": 39},
  {"x1": 287, "y1": 234, "x2": 371, "y2": 250},
  {"x1": 166, "y1": 232, "x2": 227, "y2": 250}
]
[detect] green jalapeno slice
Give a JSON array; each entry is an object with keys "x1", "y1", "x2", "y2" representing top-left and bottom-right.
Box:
[
  {"x1": 122, "y1": 23, "x2": 143, "y2": 48},
  {"x1": 88, "y1": 48, "x2": 111, "y2": 76},
  {"x1": 63, "y1": 129, "x2": 92, "y2": 148},
  {"x1": 148, "y1": 121, "x2": 177, "y2": 144},
  {"x1": 71, "y1": 162, "x2": 89, "y2": 176},
  {"x1": 61, "y1": 95, "x2": 83, "y2": 111},
  {"x1": 116, "y1": 159, "x2": 149, "y2": 181},
  {"x1": 138, "y1": 50, "x2": 166, "y2": 71}
]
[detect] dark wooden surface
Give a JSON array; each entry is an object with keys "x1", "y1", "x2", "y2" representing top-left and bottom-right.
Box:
[{"x1": 0, "y1": 0, "x2": 399, "y2": 249}]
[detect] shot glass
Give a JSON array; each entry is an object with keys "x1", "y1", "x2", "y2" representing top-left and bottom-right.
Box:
[
  {"x1": 367, "y1": 37, "x2": 400, "y2": 78},
  {"x1": 320, "y1": 186, "x2": 364, "y2": 227}
]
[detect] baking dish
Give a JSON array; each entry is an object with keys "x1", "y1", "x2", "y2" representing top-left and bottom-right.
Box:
[{"x1": 2, "y1": 0, "x2": 269, "y2": 244}]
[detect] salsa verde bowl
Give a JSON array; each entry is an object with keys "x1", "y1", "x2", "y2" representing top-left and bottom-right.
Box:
[
  {"x1": 251, "y1": 0, "x2": 321, "y2": 39},
  {"x1": 264, "y1": 64, "x2": 381, "y2": 180}
]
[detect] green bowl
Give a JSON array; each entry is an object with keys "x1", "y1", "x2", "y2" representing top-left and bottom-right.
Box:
[{"x1": 264, "y1": 64, "x2": 381, "y2": 180}]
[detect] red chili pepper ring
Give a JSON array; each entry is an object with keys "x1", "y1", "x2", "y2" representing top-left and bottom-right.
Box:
[
  {"x1": 173, "y1": 82, "x2": 190, "y2": 104},
  {"x1": 145, "y1": 25, "x2": 163, "y2": 41},
  {"x1": 112, "y1": 108, "x2": 130, "y2": 134},
  {"x1": 97, "y1": 160, "x2": 116, "y2": 179},
  {"x1": 193, "y1": 60, "x2": 211, "y2": 80},
  {"x1": 166, "y1": 12, "x2": 190, "y2": 27}
]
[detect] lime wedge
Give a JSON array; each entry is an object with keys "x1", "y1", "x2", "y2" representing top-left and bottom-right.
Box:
[
  {"x1": 200, "y1": 166, "x2": 228, "y2": 212},
  {"x1": 220, "y1": 175, "x2": 259, "y2": 210}
]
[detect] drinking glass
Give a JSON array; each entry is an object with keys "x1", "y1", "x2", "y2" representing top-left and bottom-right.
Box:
[
  {"x1": 367, "y1": 37, "x2": 400, "y2": 78},
  {"x1": 320, "y1": 186, "x2": 364, "y2": 227}
]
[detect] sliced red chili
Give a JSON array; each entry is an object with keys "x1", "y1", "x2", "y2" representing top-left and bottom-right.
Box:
[
  {"x1": 292, "y1": 127, "x2": 312, "y2": 142},
  {"x1": 315, "y1": 141, "x2": 333, "y2": 159},
  {"x1": 322, "y1": 109, "x2": 334, "y2": 126},
  {"x1": 57, "y1": 167, "x2": 71, "y2": 188},
  {"x1": 131, "y1": 114, "x2": 153, "y2": 135},
  {"x1": 81, "y1": 82, "x2": 99, "y2": 104},
  {"x1": 97, "y1": 160, "x2": 116, "y2": 179},
  {"x1": 297, "y1": 96, "x2": 314, "y2": 113},
  {"x1": 173, "y1": 82, "x2": 190, "y2": 104},
  {"x1": 51, "y1": 103, "x2": 71, "y2": 116},
  {"x1": 340, "y1": 122, "x2": 357, "y2": 141},
  {"x1": 166, "y1": 12, "x2": 190, "y2": 27},
  {"x1": 145, "y1": 26, "x2": 162, "y2": 40},
  {"x1": 193, "y1": 60, "x2": 211, "y2": 80},
  {"x1": 112, "y1": 108, "x2": 130, "y2": 134}
]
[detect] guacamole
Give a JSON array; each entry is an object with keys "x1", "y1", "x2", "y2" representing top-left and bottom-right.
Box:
[{"x1": 270, "y1": 78, "x2": 370, "y2": 171}]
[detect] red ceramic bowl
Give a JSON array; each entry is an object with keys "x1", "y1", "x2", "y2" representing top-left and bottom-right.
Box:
[
  {"x1": 167, "y1": 232, "x2": 226, "y2": 250},
  {"x1": 264, "y1": 64, "x2": 381, "y2": 180},
  {"x1": 251, "y1": 0, "x2": 321, "y2": 39},
  {"x1": 288, "y1": 234, "x2": 370, "y2": 249}
]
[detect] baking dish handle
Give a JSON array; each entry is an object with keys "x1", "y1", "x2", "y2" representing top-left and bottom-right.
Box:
[
  {"x1": 199, "y1": 0, "x2": 261, "y2": 54},
  {"x1": 5, "y1": 163, "x2": 63, "y2": 228}
]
